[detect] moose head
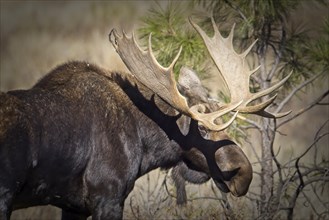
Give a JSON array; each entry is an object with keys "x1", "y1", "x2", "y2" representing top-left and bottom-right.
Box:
[{"x1": 109, "y1": 16, "x2": 290, "y2": 201}]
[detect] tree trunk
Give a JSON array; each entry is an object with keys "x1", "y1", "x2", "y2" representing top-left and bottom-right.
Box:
[
  {"x1": 258, "y1": 45, "x2": 276, "y2": 219},
  {"x1": 260, "y1": 118, "x2": 275, "y2": 219}
]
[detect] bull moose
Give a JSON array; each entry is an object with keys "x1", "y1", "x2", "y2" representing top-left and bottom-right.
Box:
[{"x1": 0, "y1": 18, "x2": 290, "y2": 219}]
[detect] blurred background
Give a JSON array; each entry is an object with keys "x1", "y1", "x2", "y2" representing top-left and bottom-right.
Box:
[{"x1": 1, "y1": 1, "x2": 328, "y2": 219}]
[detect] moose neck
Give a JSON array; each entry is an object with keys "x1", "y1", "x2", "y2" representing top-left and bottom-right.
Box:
[{"x1": 112, "y1": 72, "x2": 235, "y2": 180}]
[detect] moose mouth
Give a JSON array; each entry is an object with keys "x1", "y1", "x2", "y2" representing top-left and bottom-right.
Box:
[
  {"x1": 214, "y1": 179, "x2": 247, "y2": 197},
  {"x1": 212, "y1": 167, "x2": 249, "y2": 197}
]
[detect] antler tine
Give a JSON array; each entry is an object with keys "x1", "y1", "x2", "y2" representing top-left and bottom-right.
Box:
[
  {"x1": 169, "y1": 46, "x2": 183, "y2": 70},
  {"x1": 244, "y1": 71, "x2": 292, "y2": 105},
  {"x1": 240, "y1": 39, "x2": 258, "y2": 58},
  {"x1": 190, "y1": 100, "x2": 242, "y2": 131},
  {"x1": 249, "y1": 65, "x2": 261, "y2": 76},
  {"x1": 109, "y1": 28, "x2": 242, "y2": 131},
  {"x1": 224, "y1": 21, "x2": 236, "y2": 51},
  {"x1": 190, "y1": 17, "x2": 291, "y2": 118},
  {"x1": 210, "y1": 17, "x2": 222, "y2": 39},
  {"x1": 109, "y1": 29, "x2": 119, "y2": 50},
  {"x1": 148, "y1": 33, "x2": 167, "y2": 72}
]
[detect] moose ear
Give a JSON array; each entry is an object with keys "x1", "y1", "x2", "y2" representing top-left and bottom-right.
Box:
[{"x1": 178, "y1": 67, "x2": 209, "y2": 104}]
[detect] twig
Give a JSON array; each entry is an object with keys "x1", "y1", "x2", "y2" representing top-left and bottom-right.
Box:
[
  {"x1": 272, "y1": 145, "x2": 283, "y2": 184},
  {"x1": 267, "y1": 20, "x2": 286, "y2": 80},
  {"x1": 281, "y1": 132, "x2": 329, "y2": 181},
  {"x1": 301, "y1": 192, "x2": 325, "y2": 220},
  {"x1": 284, "y1": 131, "x2": 329, "y2": 219},
  {"x1": 129, "y1": 195, "x2": 140, "y2": 220},
  {"x1": 313, "y1": 119, "x2": 329, "y2": 166},
  {"x1": 164, "y1": 172, "x2": 176, "y2": 199},
  {"x1": 223, "y1": 0, "x2": 248, "y2": 23},
  {"x1": 297, "y1": 132, "x2": 329, "y2": 165},
  {"x1": 285, "y1": 175, "x2": 329, "y2": 220},
  {"x1": 245, "y1": 137, "x2": 262, "y2": 164},
  {"x1": 277, "y1": 90, "x2": 329, "y2": 128},
  {"x1": 275, "y1": 71, "x2": 325, "y2": 114},
  {"x1": 237, "y1": 114, "x2": 263, "y2": 130},
  {"x1": 187, "y1": 196, "x2": 226, "y2": 203}
]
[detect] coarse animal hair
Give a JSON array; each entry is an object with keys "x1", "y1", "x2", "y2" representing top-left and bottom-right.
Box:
[{"x1": 0, "y1": 61, "x2": 252, "y2": 219}]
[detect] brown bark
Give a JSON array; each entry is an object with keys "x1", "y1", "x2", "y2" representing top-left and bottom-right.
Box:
[{"x1": 259, "y1": 118, "x2": 275, "y2": 219}]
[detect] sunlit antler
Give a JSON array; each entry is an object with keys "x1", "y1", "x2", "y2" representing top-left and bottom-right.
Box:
[
  {"x1": 190, "y1": 17, "x2": 291, "y2": 118},
  {"x1": 109, "y1": 29, "x2": 241, "y2": 131}
]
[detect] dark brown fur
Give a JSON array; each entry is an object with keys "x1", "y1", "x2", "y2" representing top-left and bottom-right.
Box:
[{"x1": 0, "y1": 61, "x2": 252, "y2": 219}]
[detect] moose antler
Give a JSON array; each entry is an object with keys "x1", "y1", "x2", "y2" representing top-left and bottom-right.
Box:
[
  {"x1": 109, "y1": 29, "x2": 241, "y2": 131},
  {"x1": 190, "y1": 17, "x2": 291, "y2": 118}
]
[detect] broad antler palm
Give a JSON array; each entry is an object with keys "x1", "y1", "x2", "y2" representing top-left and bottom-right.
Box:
[
  {"x1": 109, "y1": 29, "x2": 241, "y2": 131},
  {"x1": 189, "y1": 17, "x2": 291, "y2": 118},
  {"x1": 109, "y1": 18, "x2": 290, "y2": 131}
]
